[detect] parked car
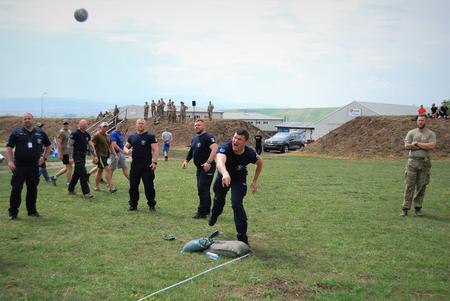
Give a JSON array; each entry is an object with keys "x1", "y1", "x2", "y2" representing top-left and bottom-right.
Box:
[{"x1": 263, "y1": 132, "x2": 305, "y2": 153}]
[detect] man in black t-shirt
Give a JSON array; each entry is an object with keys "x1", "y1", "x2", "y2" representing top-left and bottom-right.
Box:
[
  {"x1": 68, "y1": 119, "x2": 98, "y2": 199},
  {"x1": 254, "y1": 130, "x2": 263, "y2": 155},
  {"x1": 6, "y1": 113, "x2": 52, "y2": 219},
  {"x1": 124, "y1": 118, "x2": 159, "y2": 211},
  {"x1": 181, "y1": 119, "x2": 218, "y2": 218},
  {"x1": 208, "y1": 129, "x2": 263, "y2": 246}
]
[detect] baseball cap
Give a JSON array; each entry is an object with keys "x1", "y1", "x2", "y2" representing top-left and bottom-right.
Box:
[{"x1": 100, "y1": 122, "x2": 109, "y2": 127}]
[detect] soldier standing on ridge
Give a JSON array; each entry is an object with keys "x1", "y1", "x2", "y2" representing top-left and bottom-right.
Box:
[
  {"x1": 151, "y1": 100, "x2": 156, "y2": 118},
  {"x1": 6, "y1": 113, "x2": 52, "y2": 219},
  {"x1": 207, "y1": 101, "x2": 214, "y2": 121},
  {"x1": 144, "y1": 101, "x2": 149, "y2": 120},
  {"x1": 180, "y1": 101, "x2": 188, "y2": 123},
  {"x1": 401, "y1": 115, "x2": 436, "y2": 217}
]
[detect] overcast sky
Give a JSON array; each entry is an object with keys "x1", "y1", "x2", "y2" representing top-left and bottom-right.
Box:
[{"x1": 0, "y1": 0, "x2": 449, "y2": 109}]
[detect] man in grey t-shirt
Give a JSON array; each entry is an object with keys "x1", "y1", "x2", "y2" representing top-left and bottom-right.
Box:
[
  {"x1": 401, "y1": 116, "x2": 436, "y2": 217},
  {"x1": 161, "y1": 128, "x2": 173, "y2": 161}
]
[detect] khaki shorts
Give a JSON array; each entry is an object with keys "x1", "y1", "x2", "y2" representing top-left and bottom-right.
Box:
[{"x1": 109, "y1": 152, "x2": 127, "y2": 170}]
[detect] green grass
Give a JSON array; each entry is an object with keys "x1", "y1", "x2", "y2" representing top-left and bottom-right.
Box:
[{"x1": 1, "y1": 154, "x2": 449, "y2": 300}]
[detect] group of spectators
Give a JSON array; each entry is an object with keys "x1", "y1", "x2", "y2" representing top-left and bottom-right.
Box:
[{"x1": 418, "y1": 102, "x2": 449, "y2": 119}]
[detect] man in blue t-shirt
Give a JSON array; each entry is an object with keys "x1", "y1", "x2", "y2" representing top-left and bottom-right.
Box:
[
  {"x1": 109, "y1": 123, "x2": 129, "y2": 181},
  {"x1": 181, "y1": 119, "x2": 218, "y2": 219},
  {"x1": 124, "y1": 119, "x2": 159, "y2": 211},
  {"x1": 208, "y1": 129, "x2": 263, "y2": 246},
  {"x1": 6, "y1": 113, "x2": 52, "y2": 219}
]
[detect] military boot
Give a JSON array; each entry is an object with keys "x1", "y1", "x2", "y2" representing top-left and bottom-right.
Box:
[
  {"x1": 414, "y1": 207, "x2": 423, "y2": 217},
  {"x1": 400, "y1": 208, "x2": 408, "y2": 217}
]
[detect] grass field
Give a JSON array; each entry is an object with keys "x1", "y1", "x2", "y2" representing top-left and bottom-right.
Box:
[{"x1": 1, "y1": 153, "x2": 449, "y2": 300}]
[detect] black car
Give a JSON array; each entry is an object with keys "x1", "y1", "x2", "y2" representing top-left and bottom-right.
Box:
[{"x1": 263, "y1": 132, "x2": 305, "y2": 153}]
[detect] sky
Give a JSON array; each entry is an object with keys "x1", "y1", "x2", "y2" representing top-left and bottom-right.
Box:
[{"x1": 0, "y1": 0, "x2": 449, "y2": 110}]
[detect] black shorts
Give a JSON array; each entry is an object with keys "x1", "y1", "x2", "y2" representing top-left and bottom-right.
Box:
[
  {"x1": 97, "y1": 156, "x2": 109, "y2": 169},
  {"x1": 62, "y1": 154, "x2": 70, "y2": 165}
]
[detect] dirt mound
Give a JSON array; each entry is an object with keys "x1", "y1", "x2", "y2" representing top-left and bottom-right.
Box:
[
  {"x1": 305, "y1": 116, "x2": 450, "y2": 159},
  {"x1": 0, "y1": 116, "x2": 269, "y2": 149}
]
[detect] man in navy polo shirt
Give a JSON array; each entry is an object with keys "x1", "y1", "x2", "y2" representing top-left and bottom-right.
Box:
[
  {"x1": 181, "y1": 119, "x2": 218, "y2": 219},
  {"x1": 6, "y1": 113, "x2": 52, "y2": 219},
  {"x1": 124, "y1": 118, "x2": 159, "y2": 212},
  {"x1": 208, "y1": 129, "x2": 263, "y2": 245}
]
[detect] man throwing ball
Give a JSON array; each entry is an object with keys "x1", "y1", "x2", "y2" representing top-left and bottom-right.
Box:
[{"x1": 208, "y1": 129, "x2": 263, "y2": 246}]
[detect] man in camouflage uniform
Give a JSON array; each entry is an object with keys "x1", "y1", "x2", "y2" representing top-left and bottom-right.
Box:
[
  {"x1": 207, "y1": 101, "x2": 214, "y2": 121},
  {"x1": 401, "y1": 115, "x2": 436, "y2": 217},
  {"x1": 151, "y1": 100, "x2": 156, "y2": 118},
  {"x1": 180, "y1": 101, "x2": 188, "y2": 123},
  {"x1": 144, "y1": 102, "x2": 149, "y2": 120}
]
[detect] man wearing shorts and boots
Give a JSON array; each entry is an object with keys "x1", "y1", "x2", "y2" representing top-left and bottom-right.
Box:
[{"x1": 51, "y1": 121, "x2": 72, "y2": 186}]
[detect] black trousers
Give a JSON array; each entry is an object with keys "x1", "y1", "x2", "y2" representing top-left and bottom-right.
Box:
[
  {"x1": 9, "y1": 164, "x2": 40, "y2": 216},
  {"x1": 68, "y1": 155, "x2": 90, "y2": 195},
  {"x1": 211, "y1": 174, "x2": 248, "y2": 238},
  {"x1": 255, "y1": 144, "x2": 262, "y2": 155},
  {"x1": 129, "y1": 162, "x2": 156, "y2": 208},
  {"x1": 196, "y1": 164, "x2": 216, "y2": 215}
]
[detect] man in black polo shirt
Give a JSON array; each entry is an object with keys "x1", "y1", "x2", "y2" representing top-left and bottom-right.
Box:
[
  {"x1": 208, "y1": 129, "x2": 263, "y2": 245},
  {"x1": 6, "y1": 113, "x2": 52, "y2": 219},
  {"x1": 68, "y1": 119, "x2": 98, "y2": 199},
  {"x1": 182, "y1": 119, "x2": 218, "y2": 219},
  {"x1": 124, "y1": 118, "x2": 159, "y2": 212}
]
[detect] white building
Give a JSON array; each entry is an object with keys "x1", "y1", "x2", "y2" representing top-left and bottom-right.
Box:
[
  {"x1": 312, "y1": 101, "x2": 419, "y2": 139},
  {"x1": 223, "y1": 112, "x2": 284, "y2": 131}
]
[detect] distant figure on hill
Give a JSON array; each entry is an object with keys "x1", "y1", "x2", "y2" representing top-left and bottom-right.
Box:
[
  {"x1": 417, "y1": 105, "x2": 426, "y2": 117},
  {"x1": 180, "y1": 101, "x2": 188, "y2": 123},
  {"x1": 113, "y1": 105, "x2": 120, "y2": 124},
  {"x1": 430, "y1": 103, "x2": 438, "y2": 118},
  {"x1": 438, "y1": 103, "x2": 448, "y2": 119},
  {"x1": 401, "y1": 115, "x2": 436, "y2": 217},
  {"x1": 144, "y1": 101, "x2": 149, "y2": 120},
  {"x1": 207, "y1": 101, "x2": 214, "y2": 121},
  {"x1": 151, "y1": 100, "x2": 156, "y2": 118}
]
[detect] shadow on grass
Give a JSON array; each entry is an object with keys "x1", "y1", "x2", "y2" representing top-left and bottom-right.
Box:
[{"x1": 422, "y1": 213, "x2": 450, "y2": 223}]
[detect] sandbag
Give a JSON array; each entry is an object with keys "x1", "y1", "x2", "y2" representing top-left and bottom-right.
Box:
[{"x1": 205, "y1": 240, "x2": 251, "y2": 258}]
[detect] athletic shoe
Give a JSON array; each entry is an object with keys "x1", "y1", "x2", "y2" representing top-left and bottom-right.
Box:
[
  {"x1": 50, "y1": 176, "x2": 57, "y2": 186},
  {"x1": 83, "y1": 193, "x2": 94, "y2": 199},
  {"x1": 149, "y1": 206, "x2": 156, "y2": 212},
  {"x1": 128, "y1": 206, "x2": 137, "y2": 211},
  {"x1": 192, "y1": 213, "x2": 207, "y2": 219},
  {"x1": 109, "y1": 186, "x2": 118, "y2": 193},
  {"x1": 8, "y1": 214, "x2": 17, "y2": 220},
  {"x1": 208, "y1": 215, "x2": 218, "y2": 226}
]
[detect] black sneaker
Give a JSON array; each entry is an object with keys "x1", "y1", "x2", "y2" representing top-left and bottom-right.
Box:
[
  {"x1": 192, "y1": 213, "x2": 207, "y2": 219},
  {"x1": 149, "y1": 206, "x2": 156, "y2": 212},
  {"x1": 50, "y1": 176, "x2": 57, "y2": 186},
  {"x1": 208, "y1": 215, "x2": 218, "y2": 226},
  {"x1": 8, "y1": 214, "x2": 17, "y2": 220},
  {"x1": 28, "y1": 212, "x2": 42, "y2": 218},
  {"x1": 128, "y1": 206, "x2": 137, "y2": 211},
  {"x1": 237, "y1": 234, "x2": 249, "y2": 246},
  {"x1": 109, "y1": 186, "x2": 118, "y2": 193}
]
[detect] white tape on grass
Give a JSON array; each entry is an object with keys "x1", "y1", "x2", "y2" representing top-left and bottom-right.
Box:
[{"x1": 137, "y1": 253, "x2": 251, "y2": 301}]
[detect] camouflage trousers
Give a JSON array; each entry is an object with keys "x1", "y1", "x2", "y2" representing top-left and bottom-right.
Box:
[{"x1": 402, "y1": 157, "x2": 431, "y2": 209}]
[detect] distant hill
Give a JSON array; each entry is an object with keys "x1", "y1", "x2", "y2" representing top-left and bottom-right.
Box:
[
  {"x1": 305, "y1": 116, "x2": 450, "y2": 159},
  {"x1": 0, "y1": 98, "x2": 119, "y2": 118},
  {"x1": 225, "y1": 108, "x2": 338, "y2": 122}
]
